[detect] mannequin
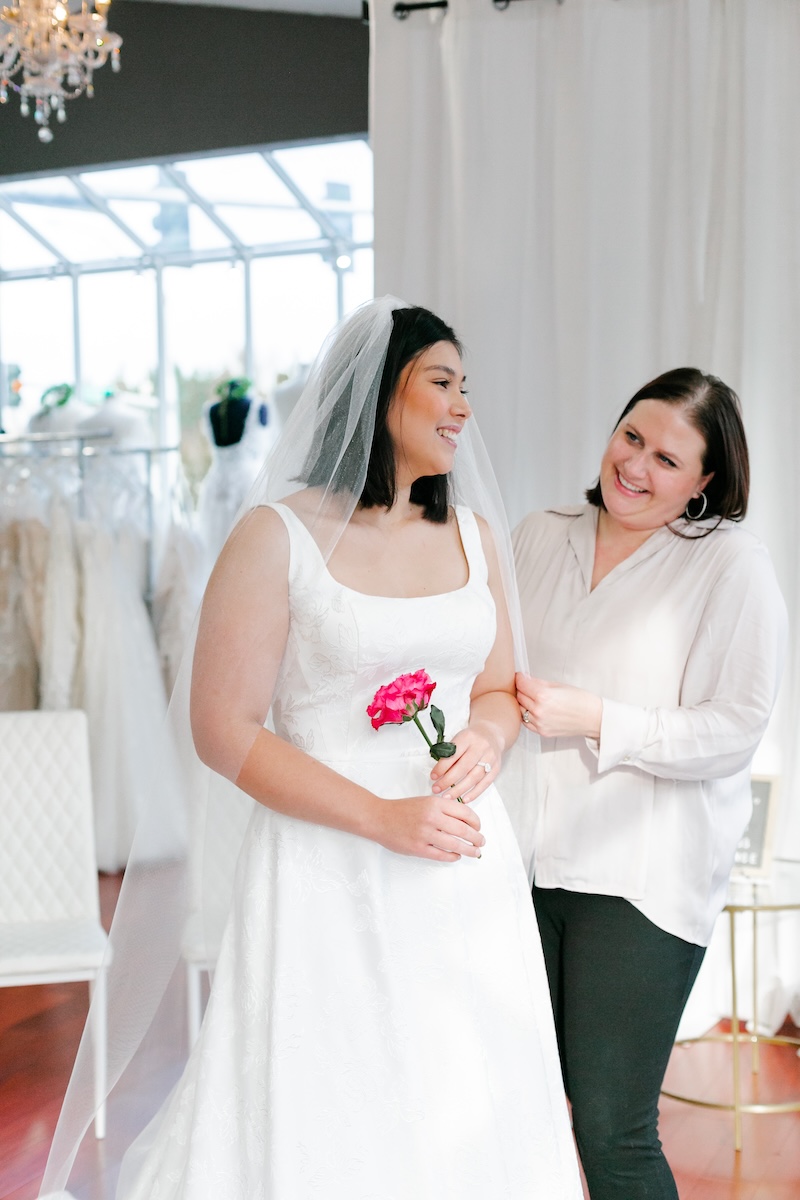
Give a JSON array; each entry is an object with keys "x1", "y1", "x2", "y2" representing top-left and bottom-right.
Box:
[
  {"x1": 27, "y1": 384, "x2": 93, "y2": 437},
  {"x1": 196, "y1": 379, "x2": 273, "y2": 574},
  {"x1": 207, "y1": 379, "x2": 253, "y2": 448},
  {"x1": 271, "y1": 362, "x2": 310, "y2": 430},
  {"x1": 77, "y1": 392, "x2": 153, "y2": 450}
]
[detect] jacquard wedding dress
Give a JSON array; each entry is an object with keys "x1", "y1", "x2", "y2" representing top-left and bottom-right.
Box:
[
  {"x1": 113, "y1": 503, "x2": 582, "y2": 1200},
  {"x1": 40, "y1": 297, "x2": 580, "y2": 1200}
]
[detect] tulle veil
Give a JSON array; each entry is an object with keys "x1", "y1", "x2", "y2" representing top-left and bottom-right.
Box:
[{"x1": 38, "y1": 295, "x2": 538, "y2": 1199}]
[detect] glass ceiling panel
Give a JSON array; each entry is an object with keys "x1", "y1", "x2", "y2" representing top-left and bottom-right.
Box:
[
  {"x1": 103, "y1": 200, "x2": 167, "y2": 248},
  {"x1": 0, "y1": 210, "x2": 57, "y2": 270},
  {"x1": 174, "y1": 153, "x2": 299, "y2": 208},
  {"x1": 0, "y1": 139, "x2": 373, "y2": 275},
  {"x1": 9, "y1": 201, "x2": 142, "y2": 262},
  {"x1": 79, "y1": 165, "x2": 165, "y2": 198},
  {"x1": 173, "y1": 154, "x2": 319, "y2": 245},
  {"x1": 272, "y1": 139, "x2": 373, "y2": 243},
  {"x1": 82, "y1": 166, "x2": 220, "y2": 253},
  {"x1": 214, "y1": 204, "x2": 319, "y2": 246},
  {"x1": 187, "y1": 206, "x2": 232, "y2": 252},
  {"x1": 0, "y1": 175, "x2": 142, "y2": 262},
  {"x1": 0, "y1": 175, "x2": 80, "y2": 203}
]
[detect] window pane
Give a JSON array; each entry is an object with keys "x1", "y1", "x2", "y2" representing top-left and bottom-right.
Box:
[
  {"x1": 0, "y1": 139, "x2": 374, "y2": 454},
  {"x1": 79, "y1": 165, "x2": 164, "y2": 198},
  {"x1": 1, "y1": 176, "x2": 142, "y2": 262},
  {"x1": 0, "y1": 277, "x2": 74, "y2": 436},
  {"x1": 0, "y1": 210, "x2": 57, "y2": 271},
  {"x1": 175, "y1": 154, "x2": 319, "y2": 246},
  {"x1": 214, "y1": 204, "x2": 319, "y2": 247},
  {"x1": 80, "y1": 166, "x2": 231, "y2": 253},
  {"x1": 79, "y1": 272, "x2": 158, "y2": 407},
  {"x1": 163, "y1": 262, "x2": 246, "y2": 494},
  {"x1": 0, "y1": 176, "x2": 77, "y2": 202},
  {"x1": 272, "y1": 139, "x2": 373, "y2": 244},
  {"x1": 341, "y1": 248, "x2": 374, "y2": 315},
  {"x1": 176, "y1": 154, "x2": 296, "y2": 207},
  {"x1": 250, "y1": 255, "x2": 338, "y2": 424}
]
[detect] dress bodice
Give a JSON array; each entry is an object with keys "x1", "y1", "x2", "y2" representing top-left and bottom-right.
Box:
[{"x1": 270, "y1": 503, "x2": 496, "y2": 771}]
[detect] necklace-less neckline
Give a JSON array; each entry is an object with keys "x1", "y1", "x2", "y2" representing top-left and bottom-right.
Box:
[{"x1": 273, "y1": 502, "x2": 475, "y2": 601}]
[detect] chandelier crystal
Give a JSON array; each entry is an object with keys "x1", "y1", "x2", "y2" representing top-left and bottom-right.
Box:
[{"x1": 0, "y1": 0, "x2": 121, "y2": 142}]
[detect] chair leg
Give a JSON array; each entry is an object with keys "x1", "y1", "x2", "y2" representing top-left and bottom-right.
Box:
[
  {"x1": 187, "y1": 962, "x2": 203, "y2": 1049},
  {"x1": 89, "y1": 969, "x2": 108, "y2": 1139}
]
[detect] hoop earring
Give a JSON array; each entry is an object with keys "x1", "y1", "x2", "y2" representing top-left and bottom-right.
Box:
[{"x1": 685, "y1": 492, "x2": 708, "y2": 520}]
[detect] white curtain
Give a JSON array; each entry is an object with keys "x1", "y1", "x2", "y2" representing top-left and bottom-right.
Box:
[{"x1": 371, "y1": 0, "x2": 800, "y2": 1030}]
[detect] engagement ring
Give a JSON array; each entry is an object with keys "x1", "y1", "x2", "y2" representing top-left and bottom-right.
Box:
[
  {"x1": 521, "y1": 709, "x2": 531, "y2": 724},
  {"x1": 477, "y1": 761, "x2": 491, "y2": 774}
]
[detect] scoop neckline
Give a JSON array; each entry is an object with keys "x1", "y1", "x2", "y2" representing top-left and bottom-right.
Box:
[{"x1": 273, "y1": 501, "x2": 474, "y2": 601}]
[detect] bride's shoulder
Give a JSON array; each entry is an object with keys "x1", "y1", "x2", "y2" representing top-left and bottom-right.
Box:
[
  {"x1": 276, "y1": 487, "x2": 321, "y2": 519},
  {"x1": 272, "y1": 486, "x2": 345, "y2": 531},
  {"x1": 452, "y1": 505, "x2": 492, "y2": 541},
  {"x1": 451, "y1": 507, "x2": 501, "y2": 577}
]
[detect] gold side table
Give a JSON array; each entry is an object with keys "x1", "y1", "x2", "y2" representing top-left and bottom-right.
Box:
[{"x1": 662, "y1": 859, "x2": 800, "y2": 1151}]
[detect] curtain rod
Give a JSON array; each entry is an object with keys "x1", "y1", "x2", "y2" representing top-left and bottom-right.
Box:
[
  {"x1": 361, "y1": 1, "x2": 562, "y2": 23},
  {"x1": 379, "y1": 0, "x2": 564, "y2": 20}
]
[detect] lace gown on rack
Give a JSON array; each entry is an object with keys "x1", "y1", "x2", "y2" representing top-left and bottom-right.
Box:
[{"x1": 117, "y1": 504, "x2": 582, "y2": 1200}]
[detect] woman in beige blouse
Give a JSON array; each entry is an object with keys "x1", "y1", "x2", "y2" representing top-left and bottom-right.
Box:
[{"x1": 513, "y1": 368, "x2": 787, "y2": 1200}]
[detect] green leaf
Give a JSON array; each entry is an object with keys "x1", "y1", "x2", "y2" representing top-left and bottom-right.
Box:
[
  {"x1": 430, "y1": 705, "x2": 446, "y2": 740},
  {"x1": 429, "y1": 741, "x2": 457, "y2": 760}
]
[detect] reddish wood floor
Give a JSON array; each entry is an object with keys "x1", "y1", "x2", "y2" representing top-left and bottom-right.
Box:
[{"x1": 2, "y1": 874, "x2": 799, "y2": 1199}]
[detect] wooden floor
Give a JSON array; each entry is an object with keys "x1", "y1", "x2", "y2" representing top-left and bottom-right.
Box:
[{"x1": 2, "y1": 874, "x2": 799, "y2": 1200}]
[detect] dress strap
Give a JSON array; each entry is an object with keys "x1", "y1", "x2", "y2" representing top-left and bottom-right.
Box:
[
  {"x1": 454, "y1": 506, "x2": 489, "y2": 586},
  {"x1": 262, "y1": 502, "x2": 323, "y2": 588}
]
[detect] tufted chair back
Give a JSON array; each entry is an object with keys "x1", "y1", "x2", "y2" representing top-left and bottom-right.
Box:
[{"x1": 0, "y1": 709, "x2": 100, "y2": 925}]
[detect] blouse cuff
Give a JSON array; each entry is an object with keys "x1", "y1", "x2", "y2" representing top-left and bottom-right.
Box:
[{"x1": 594, "y1": 697, "x2": 652, "y2": 773}]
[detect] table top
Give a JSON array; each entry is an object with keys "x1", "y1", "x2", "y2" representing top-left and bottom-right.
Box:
[{"x1": 726, "y1": 859, "x2": 800, "y2": 912}]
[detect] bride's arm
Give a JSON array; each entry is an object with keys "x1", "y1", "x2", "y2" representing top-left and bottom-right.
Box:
[
  {"x1": 191, "y1": 506, "x2": 483, "y2": 862},
  {"x1": 430, "y1": 516, "x2": 520, "y2": 802}
]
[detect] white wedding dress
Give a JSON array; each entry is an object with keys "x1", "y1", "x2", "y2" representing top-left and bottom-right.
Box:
[{"x1": 116, "y1": 504, "x2": 581, "y2": 1200}]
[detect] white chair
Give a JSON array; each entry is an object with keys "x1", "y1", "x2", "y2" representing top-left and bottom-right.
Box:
[{"x1": 0, "y1": 709, "x2": 109, "y2": 1138}]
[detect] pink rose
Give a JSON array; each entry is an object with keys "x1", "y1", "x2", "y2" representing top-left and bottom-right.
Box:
[{"x1": 366, "y1": 669, "x2": 436, "y2": 730}]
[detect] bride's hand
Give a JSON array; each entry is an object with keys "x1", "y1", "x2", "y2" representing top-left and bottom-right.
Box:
[
  {"x1": 429, "y1": 720, "x2": 502, "y2": 802},
  {"x1": 372, "y1": 794, "x2": 484, "y2": 862}
]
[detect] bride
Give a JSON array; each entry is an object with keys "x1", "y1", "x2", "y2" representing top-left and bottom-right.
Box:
[{"x1": 41, "y1": 297, "x2": 582, "y2": 1199}]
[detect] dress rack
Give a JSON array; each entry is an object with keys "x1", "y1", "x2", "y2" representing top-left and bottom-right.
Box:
[{"x1": 0, "y1": 430, "x2": 182, "y2": 602}]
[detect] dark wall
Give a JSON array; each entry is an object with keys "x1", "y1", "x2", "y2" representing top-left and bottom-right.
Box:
[{"x1": 0, "y1": 2, "x2": 369, "y2": 178}]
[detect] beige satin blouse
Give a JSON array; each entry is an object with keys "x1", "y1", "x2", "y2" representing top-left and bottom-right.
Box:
[{"x1": 513, "y1": 504, "x2": 787, "y2": 945}]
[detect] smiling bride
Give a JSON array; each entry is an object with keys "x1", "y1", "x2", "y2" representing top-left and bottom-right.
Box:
[{"x1": 41, "y1": 298, "x2": 583, "y2": 1200}]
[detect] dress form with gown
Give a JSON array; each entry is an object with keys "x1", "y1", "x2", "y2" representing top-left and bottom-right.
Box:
[{"x1": 196, "y1": 395, "x2": 275, "y2": 575}]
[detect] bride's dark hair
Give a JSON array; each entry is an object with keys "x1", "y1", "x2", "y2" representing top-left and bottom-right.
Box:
[{"x1": 303, "y1": 305, "x2": 462, "y2": 523}]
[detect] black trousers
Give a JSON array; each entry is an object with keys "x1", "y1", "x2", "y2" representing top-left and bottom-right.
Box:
[{"x1": 533, "y1": 885, "x2": 705, "y2": 1200}]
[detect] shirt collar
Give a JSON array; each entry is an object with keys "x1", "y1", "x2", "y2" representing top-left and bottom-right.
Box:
[{"x1": 551, "y1": 503, "x2": 678, "y2": 593}]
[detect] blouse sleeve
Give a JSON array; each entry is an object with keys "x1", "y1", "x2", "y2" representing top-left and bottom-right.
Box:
[{"x1": 595, "y1": 540, "x2": 788, "y2": 780}]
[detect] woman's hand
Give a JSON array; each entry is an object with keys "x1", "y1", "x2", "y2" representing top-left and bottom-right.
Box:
[
  {"x1": 429, "y1": 720, "x2": 504, "y2": 802},
  {"x1": 516, "y1": 672, "x2": 603, "y2": 740},
  {"x1": 372, "y1": 793, "x2": 484, "y2": 862}
]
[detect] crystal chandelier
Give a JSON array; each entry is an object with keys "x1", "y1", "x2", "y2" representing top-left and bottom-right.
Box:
[{"x1": 0, "y1": 0, "x2": 122, "y2": 142}]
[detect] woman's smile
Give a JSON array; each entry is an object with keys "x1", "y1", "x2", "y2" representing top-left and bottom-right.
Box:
[
  {"x1": 436, "y1": 423, "x2": 463, "y2": 449},
  {"x1": 613, "y1": 469, "x2": 648, "y2": 496}
]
